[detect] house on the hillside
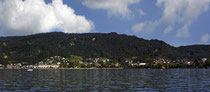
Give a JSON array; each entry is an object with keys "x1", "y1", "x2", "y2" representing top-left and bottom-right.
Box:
[
  {"x1": 202, "y1": 58, "x2": 207, "y2": 63},
  {"x1": 139, "y1": 63, "x2": 147, "y2": 66},
  {"x1": 0, "y1": 64, "x2": 3, "y2": 69}
]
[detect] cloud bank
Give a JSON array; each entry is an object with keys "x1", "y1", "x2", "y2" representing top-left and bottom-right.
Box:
[
  {"x1": 83, "y1": 0, "x2": 140, "y2": 18},
  {"x1": 0, "y1": 0, "x2": 94, "y2": 36},
  {"x1": 132, "y1": 0, "x2": 210, "y2": 37}
]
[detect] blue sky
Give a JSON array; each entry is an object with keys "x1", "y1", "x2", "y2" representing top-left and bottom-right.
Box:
[{"x1": 0, "y1": 0, "x2": 210, "y2": 46}]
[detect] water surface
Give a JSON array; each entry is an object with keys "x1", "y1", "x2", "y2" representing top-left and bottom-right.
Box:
[{"x1": 0, "y1": 69, "x2": 209, "y2": 92}]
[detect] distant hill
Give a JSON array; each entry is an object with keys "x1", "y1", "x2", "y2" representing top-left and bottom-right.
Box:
[{"x1": 0, "y1": 32, "x2": 209, "y2": 64}]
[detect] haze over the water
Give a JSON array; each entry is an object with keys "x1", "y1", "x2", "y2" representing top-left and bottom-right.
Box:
[{"x1": 0, "y1": 0, "x2": 209, "y2": 46}]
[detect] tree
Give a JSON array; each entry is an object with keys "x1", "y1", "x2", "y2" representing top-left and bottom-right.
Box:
[{"x1": 68, "y1": 55, "x2": 83, "y2": 62}]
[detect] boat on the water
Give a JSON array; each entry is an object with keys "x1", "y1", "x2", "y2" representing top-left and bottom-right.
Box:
[{"x1": 27, "y1": 69, "x2": 33, "y2": 72}]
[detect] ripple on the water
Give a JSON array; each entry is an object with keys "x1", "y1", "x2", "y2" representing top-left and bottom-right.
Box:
[{"x1": 0, "y1": 69, "x2": 209, "y2": 92}]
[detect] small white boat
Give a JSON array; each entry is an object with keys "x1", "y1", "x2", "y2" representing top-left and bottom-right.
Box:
[{"x1": 27, "y1": 69, "x2": 33, "y2": 72}]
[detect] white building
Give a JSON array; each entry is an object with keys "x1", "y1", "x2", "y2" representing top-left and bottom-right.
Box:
[{"x1": 38, "y1": 65, "x2": 59, "y2": 69}]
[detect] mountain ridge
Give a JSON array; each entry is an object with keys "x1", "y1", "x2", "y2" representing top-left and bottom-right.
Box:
[{"x1": 0, "y1": 32, "x2": 209, "y2": 64}]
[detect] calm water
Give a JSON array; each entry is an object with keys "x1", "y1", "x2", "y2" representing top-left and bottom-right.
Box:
[{"x1": 0, "y1": 69, "x2": 209, "y2": 92}]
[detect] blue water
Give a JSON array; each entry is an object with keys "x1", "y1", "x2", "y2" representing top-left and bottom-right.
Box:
[{"x1": 0, "y1": 69, "x2": 209, "y2": 92}]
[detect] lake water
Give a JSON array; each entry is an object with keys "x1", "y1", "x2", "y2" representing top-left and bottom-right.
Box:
[{"x1": 0, "y1": 69, "x2": 209, "y2": 92}]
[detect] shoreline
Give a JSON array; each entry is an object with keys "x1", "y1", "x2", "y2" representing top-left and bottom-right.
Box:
[
  {"x1": 0, "y1": 68, "x2": 124, "y2": 70},
  {"x1": 0, "y1": 67, "x2": 209, "y2": 70}
]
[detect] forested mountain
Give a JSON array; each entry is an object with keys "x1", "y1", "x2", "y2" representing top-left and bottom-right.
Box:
[{"x1": 0, "y1": 32, "x2": 209, "y2": 64}]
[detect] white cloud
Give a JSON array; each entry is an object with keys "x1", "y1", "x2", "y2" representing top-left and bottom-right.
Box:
[
  {"x1": 132, "y1": 0, "x2": 210, "y2": 37},
  {"x1": 0, "y1": 0, "x2": 94, "y2": 36},
  {"x1": 138, "y1": 9, "x2": 146, "y2": 16},
  {"x1": 163, "y1": 25, "x2": 173, "y2": 35},
  {"x1": 201, "y1": 34, "x2": 209, "y2": 43},
  {"x1": 83, "y1": 0, "x2": 140, "y2": 18},
  {"x1": 158, "y1": 0, "x2": 210, "y2": 37},
  {"x1": 132, "y1": 21, "x2": 159, "y2": 34},
  {"x1": 132, "y1": 23, "x2": 144, "y2": 33},
  {"x1": 176, "y1": 24, "x2": 190, "y2": 38}
]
